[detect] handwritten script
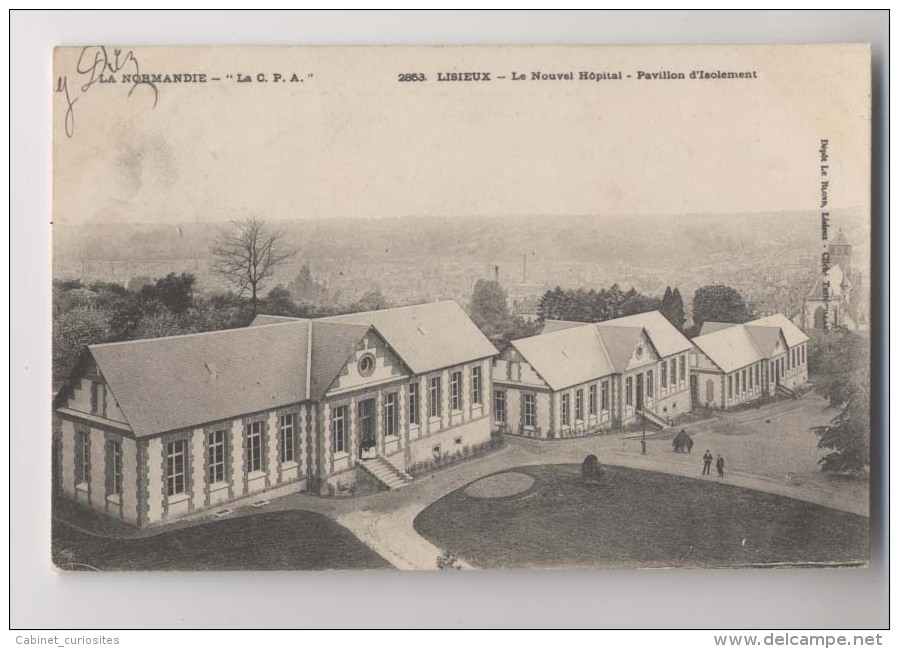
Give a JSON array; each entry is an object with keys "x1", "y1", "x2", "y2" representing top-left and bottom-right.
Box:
[{"x1": 56, "y1": 46, "x2": 159, "y2": 138}]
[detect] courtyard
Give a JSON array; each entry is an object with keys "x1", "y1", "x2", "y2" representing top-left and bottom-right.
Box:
[{"x1": 413, "y1": 464, "x2": 868, "y2": 570}]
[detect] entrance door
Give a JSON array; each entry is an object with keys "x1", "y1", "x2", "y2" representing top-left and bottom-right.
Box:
[
  {"x1": 690, "y1": 375, "x2": 699, "y2": 408},
  {"x1": 635, "y1": 373, "x2": 644, "y2": 410},
  {"x1": 357, "y1": 398, "x2": 377, "y2": 459}
]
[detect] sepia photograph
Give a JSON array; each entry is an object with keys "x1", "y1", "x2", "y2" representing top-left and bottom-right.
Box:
[{"x1": 48, "y1": 42, "x2": 873, "y2": 575}]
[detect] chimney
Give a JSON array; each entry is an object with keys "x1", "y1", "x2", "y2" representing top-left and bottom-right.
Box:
[{"x1": 494, "y1": 265, "x2": 500, "y2": 283}]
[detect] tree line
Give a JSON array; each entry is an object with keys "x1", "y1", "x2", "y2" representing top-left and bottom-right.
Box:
[{"x1": 534, "y1": 282, "x2": 753, "y2": 335}]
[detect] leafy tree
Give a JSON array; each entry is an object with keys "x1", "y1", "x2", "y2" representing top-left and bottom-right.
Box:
[
  {"x1": 211, "y1": 216, "x2": 297, "y2": 315},
  {"x1": 537, "y1": 284, "x2": 660, "y2": 324},
  {"x1": 807, "y1": 328, "x2": 866, "y2": 407},
  {"x1": 353, "y1": 290, "x2": 391, "y2": 313},
  {"x1": 259, "y1": 285, "x2": 304, "y2": 317},
  {"x1": 288, "y1": 262, "x2": 328, "y2": 305},
  {"x1": 812, "y1": 385, "x2": 869, "y2": 475},
  {"x1": 691, "y1": 284, "x2": 753, "y2": 330},
  {"x1": 133, "y1": 310, "x2": 183, "y2": 340},
  {"x1": 469, "y1": 279, "x2": 509, "y2": 330},
  {"x1": 660, "y1": 286, "x2": 686, "y2": 330},
  {"x1": 143, "y1": 272, "x2": 196, "y2": 315},
  {"x1": 53, "y1": 306, "x2": 110, "y2": 383}
]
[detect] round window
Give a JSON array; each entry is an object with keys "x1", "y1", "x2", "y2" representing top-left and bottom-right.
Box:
[{"x1": 358, "y1": 354, "x2": 375, "y2": 377}]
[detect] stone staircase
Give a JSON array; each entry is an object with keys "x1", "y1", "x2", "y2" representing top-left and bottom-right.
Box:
[
  {"x1": 636, "y1": 408, "x2": 672, "y2": 430},
  {"x1": 357, "y1": 456, "x2": 413, "y2": 491},
  {"x1": 776, "y1": 384, "x2": 801, "y2": 400}
]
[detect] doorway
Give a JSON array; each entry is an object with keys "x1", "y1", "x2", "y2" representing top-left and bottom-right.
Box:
[
  {"x1": 635, "y1": 373, "x2": 644, "y2": 410},
  {"x1": 357, "y1": 398, "x2": 377, "y2": 459}
]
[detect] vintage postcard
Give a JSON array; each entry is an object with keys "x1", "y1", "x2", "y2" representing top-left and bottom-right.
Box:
[{"x1": 52, "y1": 45, "x2": 871, "y2": 571}]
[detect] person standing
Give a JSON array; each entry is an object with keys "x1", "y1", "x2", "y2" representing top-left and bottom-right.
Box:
[
  {"x1": 716, "y1": 454, "x2": 725, "y2": 479},
  {"x1": 702, "y1": 450, "x2": 713, "y2": 475}
]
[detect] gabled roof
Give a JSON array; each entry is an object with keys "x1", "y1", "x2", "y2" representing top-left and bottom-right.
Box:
[
  {"x1": 309, "y1": 322, "x2": 376, "y2": 400},
  {"x1": 543, "y1": 311, "x2": 693, "y2": 359},
  {"x1": 699, "y1": 321, "x2": 737, "y2": 336},
  {"x1": 76, "y1": 319, "x2": 388, "y2": 438},
  {"x1": 743, "y1": 325, "x2": 784, "y2": 358},
  {"x1": 320, "y1": 301, "x2": 497, "y2": 374},
  {"x1": 509, "y1": 310, "x2": 691, "y2": 391},
  {"x1": 541, "y1": 320, "x2": 589, "y2": 335},
  {"x1": 510, "y1": 325, "x2": 614, "y2": 391},
  {"x1": 599, "y1": 311, "x2": 693, "y2": 357},
  {"x1": 250, "y1": 314, "x2": 301, "y2": 327},
  {"x1": 594, "y1": 325, "x2": 646, "y2": 373},
  {"x1": 807, "y1": 265, "x2": 848, "y2": 300},
  {"x1": 87, "y1": 321, "x2": 313, "y2": 438},
  {"x1": 691, "y1": 326, "x2": 763, "y2": 374},
  {"x1": 744, "y1": 313, "x2": 810, "y2": 347}
]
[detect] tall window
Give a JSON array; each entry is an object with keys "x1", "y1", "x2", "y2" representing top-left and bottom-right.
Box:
[
  {"x1": 728, "y1": 375, "x2": 733, "y2": 399},
  {"x1": 779, "y1": 358, "x2": 784, "y2": 378},
  {"x1": 207, "y1": 429, "x2": 227, "y2": 483},
  {"x1": 588, "y1": 384, "x2": 597, "y2": 415},
  {"x1": 670, "y1": 358, "x2": 677, "y2": 386},
  {"x1": 75, "y1": 429, "x2": 90, "y2": 485},
  {"x1": 680, "y1": 355, "x2": 686, "y2": 381},
  {"x1": 279, "y1": 413, "x2": 296, "y2": 463},
  {"x1": 523, "y1": 393, "x2": 537, "y2": 428},
  {"x1": 408, "y1": 382, "x2": 420, "y2": 425},
  {"x1": 471, "y1": 366, "x2": 482, "y2": 405},
  {"x1": 561, "y1": 394, "x2": 571, "y2": 426},
  {"x1": 384, "y1": 392, "x2": 397, "y2": 436},
  {"x1": 494, "y1": 390, "x2": 507, "y2": 423},
  {"x1": 450, "y1": 371, "x2": 462, "y2": 411},
  {"x1": 90, "y1": 382, "x2": 100, "y2": 414},
  {"x1": 246, "y1": 421, "x2": 264, "y2": 473},
  {"x1": 429, "y1": 376, "x2": 442, "y2": 418},
  {"x1": 331, "y1": 405, "x2": 347, "y2": 453},
  {"x1": 575, "y1": 390, "x2": 583, "y2": 421},
  {"x1": 165, "y1": 439, "x2": 187, "y2": 497},
  {"x1": 801, "y1": 345, "x2": 806, "y2": 365},
  {"x1": 742, "y1": 369, "x2": 747, "y2": 393},
  {"x1": 601, "y1": 381, "x2": 609, "y2": 411},
  {"x1": 646, "y1": 370, "x2": 654, "y2": 398},
  {"x1": 625, "y1": 377, "x2": 633, "y2": 406},
  {"x1": 106, "y1": 439, "x2": 122, "y2": 496},
  {"x1": 661, "y1": 361, "x2": 668, "y2": 388},
  {"x1": 735, "y1": 371, "x2": 740, "y2": 394}
]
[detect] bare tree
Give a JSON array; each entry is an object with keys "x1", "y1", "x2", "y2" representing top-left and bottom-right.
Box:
[{"x1": 211, "y1": 217, "x2": 297, "y2": 315}]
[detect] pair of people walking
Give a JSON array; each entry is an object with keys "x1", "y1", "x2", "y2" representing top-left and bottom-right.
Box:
[{"x1": 702, "y1": 450, "x2": 725, "y2": 478}]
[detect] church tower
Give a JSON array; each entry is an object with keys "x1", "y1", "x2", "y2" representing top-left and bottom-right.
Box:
[{"x1": 828, "y1": 229, "x2": 853, "y2": 277}]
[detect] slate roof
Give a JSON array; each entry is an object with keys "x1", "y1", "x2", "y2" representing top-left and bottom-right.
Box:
[
  {"x1": 744, "y1": 313, "x2": 810, "y2": 348},
  {"x1": 691, "y1": 326, "x2": 763, "y2": 374},
  {"x1": 541, "y1": 320, "x2": 589, "y2": 335},
  {"x1": 320, "y1": 301, "x2": 497, "y2": 374},
  {"x1": 509, "y1": 310, "x2": 692, "y2": 391},
  {"x1": 599, "y1": 311, "x2": 693, "y2": 357},
  {"x1": 87, "y1": 321, "x2": 314, "y2": 438},
  {"x1": 594, "y1": 325, "x2": 646, "y2": 373},
  {"x1": 510, "y1": 325, "x2": 615, "y2": 391},
  {"x1": 699, "y1": 321, "x2": 737, "y2": 336},
  {"x1": 692, "y1": 313, "x2": 808, "y2": 374}
]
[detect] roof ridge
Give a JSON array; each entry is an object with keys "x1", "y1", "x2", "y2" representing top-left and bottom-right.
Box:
[
  {"x1": 319, "y1": 300, "x2": 455, "y2": 320},
  {"x1": 591, "y1": 323, "x2": 616, "y2": 371},
  {"x1": 89, "y1": 319, "x2": 312, "y2": 349}
]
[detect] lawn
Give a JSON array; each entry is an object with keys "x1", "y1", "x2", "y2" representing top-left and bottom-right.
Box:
[
  {"x1": 52, "y1": 510, "x2": 392, "y2": 571},
  {"x1": 414, "y1": 464, "x2": 869, "y2": 569}
]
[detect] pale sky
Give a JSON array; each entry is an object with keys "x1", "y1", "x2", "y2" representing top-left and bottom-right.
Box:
[{"x1": 53, "y1": 45, "x2": 871, "y2": 226}]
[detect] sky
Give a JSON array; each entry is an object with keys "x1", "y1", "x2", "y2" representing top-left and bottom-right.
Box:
[{"x1": 53, "y1": 45, "x2": 871, "y2": 226}]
